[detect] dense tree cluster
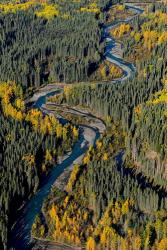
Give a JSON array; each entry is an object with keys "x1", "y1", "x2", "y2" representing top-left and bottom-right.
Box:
[
  {"x1": 32, "y1": 125, "x2": 167, "y2": 249},
  {"x1": 1, "y1": 0, "x2": 167, "y2": 249},
  {"x1": 0, "y1": 111, "x2": 77, "y2": 249},
  {"x1": 0, "y1": 81, "x2": 78, "y2": 249},
  {"x1": 0, "y1": 0, "x2": 120, "y2": 249},
  {"x1": 0, "y1": 0, "x2": 116, "y2": 90},
  {"x1": 57, "y1": 3, "x2": 167, "y2": 129},
  {"x1": 55, "y1": 2, "x2": 167, "y2": 185},
  {"x1": 36, "y1": 2, "x2": 167, "y2": 249}
]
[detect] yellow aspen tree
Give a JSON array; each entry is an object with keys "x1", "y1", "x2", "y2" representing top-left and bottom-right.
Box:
[
  {"x1": 62, "y1": 127, "x2": 67, "y2": 140},
  {"x1": 96, "y1": 140, "x2": 103, "y2": 150},
  {"x1": 100, "y1": 64, "x2": 107, "y2": 79},
  {"x1": 86, "y1": 237, "x2": 96, "y2": 250},
  {"x1": 122, "y1": 199, "x2": 130, "y2": 215},
  {"x1": 134, "y1": 32, "x2": 141, "y2": 43},
  {"x1": 15, "y1": 98, "x2": 25, "y2": 111},
  {"x1": 83, "y1": 153, "x2": 90, "y2": 165},
  {"x1": 66, "y1": 164, "x2": 79, "y2": 192},
  {"x1": 56, "y1": 123, "x2": 63, "y2": 138},
  {"x1": 103, "y1": 152, "x2": 108, "y2": 161},
  {"x1": 133, "y1": 235, "x2": 142, "y2": 250},
  {"x1": 162, "y1": 220, "x2": 167, "y2": 238},
  {"x1": 16, "y1": 110, "x2": 24, "y2": 121},
  {"x1": 158, "y1": 32, "x2": 167, "y2": 45},
  {"x1": 121, "y1": 238, "x2": 129, "y2": 250},
  {"x1": 55, "y1": 216, "x2": 61, "y2": 236},
  {"x1": 49, "y1": 205, "x2": 57, "y2": 221},
  {"x1": 117, "y1": 4, "x2": 125, "y2": 11},
  {"x1": 39, "y1": 225, "x2": 45, "y2": 238},
  {"x1": 45, "y1": 149, "x2": 52, "y2": 162},
  {"x1": 73, "y1": 126, "x2": 79, "y2": 138},
  {"x1": 157, "y1": 238, "x2": 167, "y2": 250}
]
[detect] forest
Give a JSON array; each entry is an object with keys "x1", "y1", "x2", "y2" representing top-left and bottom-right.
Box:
[
  {"x1": 0, "y1": 0, "x2": 167, "y2": 250},
  {"x1": 31, "y1": 1, "x2": 167, "y2": 249},
  {"x1": 0, "y1": 80, "x2": 79, "y2": 249},
  {"x1": 0, "y1": 0, "x2": 121, "y2": 91},
  {"x1": 0, "y1": 0, "x2": 117, "y2": 249}
]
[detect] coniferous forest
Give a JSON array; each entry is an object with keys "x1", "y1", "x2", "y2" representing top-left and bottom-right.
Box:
[{"x1": 0, "y1": 0, "x2": 167, "y2": 250}]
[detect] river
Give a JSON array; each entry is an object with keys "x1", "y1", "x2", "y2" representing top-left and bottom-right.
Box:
[{"x1": 9, "y1": 3, "x2": 143, "y2": 250}]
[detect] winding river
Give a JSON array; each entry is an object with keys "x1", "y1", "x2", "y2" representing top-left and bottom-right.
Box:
[{"x1": 9, "y1": 3, "x2": 143, "y2": 250}]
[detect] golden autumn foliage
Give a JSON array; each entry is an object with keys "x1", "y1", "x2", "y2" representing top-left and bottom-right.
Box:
[
  {"x1": 0, "y1": 81, "x2": 25, "y2": 121},
  {"x1": 97, "y1": 62, "x2": 123, "y2": 80},
  {"x1": 140, "y1": 29, "x2": 167, "y2": 50},
  {"x1": 31, "y1": 215, "x2": 46, "y2": 238},
  {"x1": 26, "y1": 108, "x2": 67, "y2": 136},
  {"x1": 49, "y1": 205, "x2": 57, "y2": 220},
  {"x1": 22, "y1": 154, "x2": 35, "y2": 166},
  {"x1": 157, "y1": 238, "x2": 167, "y2": 250},
  {"x1": 135, "y1": 105, "x2": 142, "y2": 115},
  {"x1": 0, "y1": 82, "x2": 76, "y2": 144},
  {"x1": 96, "y1": 140, "x2": 103, "y2": 150},
  {"x1": 158, "y1": 32, "x2": 167, "y2": 45},
  {"x1": 102, "y1": 152, "x2": 108, "y2": 161},
  {"x1": 143, "y1": 30, "x2": 158, "y2": 51},
  {"x1": 116, "y1": 4, "x2": 125, "y2": 12},
  {"x1": 35, "y1": 3, "x2": 59, "y2": 19},
  {"x1": 83, "y1": 153, "x2": 91, "y2": 165},
  {"x1": 129, "y1": 11, "x2": 167, "y2": 54},
  {"x1": 121, "y1": 199, "x2": 133, "y2": 215},
  {"x1": 64, "y1": 85, "x2": 74, "y2": 100},
  {"x1": 0, "y1": 1, "x2": 37, "y2": 14},
  {"x1": 133, "y1": 236, "x2": 142, "y2": 250},
  {"x1": 45, "y1": 149, "x2": 53, "y2": 163},
  {"x1": 144, "y1": 10, "x2": 167, "y2": 27},
  {"x1": 86, "y1": 237, "x2": 96, "y2": 250},
  {"x1": 0, "y1": 1, "x2": 61, "y2": 20},
  {"x1": 45, "y1": 198, "x2": 90, "y2": 246},
  {"x1": 134, "y1": 105, "x2": 142, "y2": 122},
  {"x1": 146, "y1": 89, "x2": 167, "y2": 106},
  {"x1": 25, "y1": 109, "x2": 42, "y2": 128},
  {"x1": 91, "y1": 200, "x2": 144, "y2": 249},
  {"x1": 32, "y1": 173, "x2": 167, "y2": 250},
  {"x1": 80, "y1": 2, "x2": 100, "y2": 14},
  {"x1": 112, "y1": 24, "x2": 131, "y2": 38},
  {"x1": 15, "y1": 98, "x2": 25, "y2": 111},
  {"x1": 66, "y1": 164, "x2": 79, "y2": 192},
  {"x1": 73, "y1": 126, "x2": 79, "y2": 138}
]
